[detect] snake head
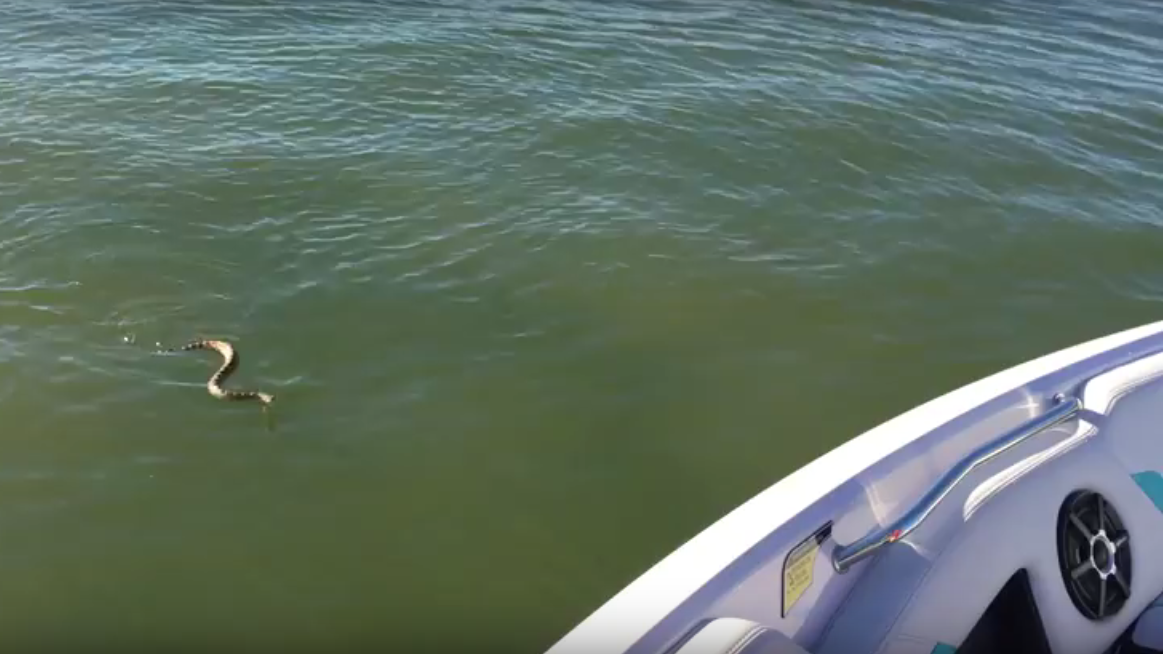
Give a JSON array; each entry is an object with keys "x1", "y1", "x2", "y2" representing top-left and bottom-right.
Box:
[{"x1": 259, "y1": 392, "x2": 275, "y2": 405}]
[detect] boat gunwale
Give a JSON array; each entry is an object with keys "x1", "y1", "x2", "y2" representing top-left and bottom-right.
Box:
[{"x1": 546, "y1": 319, "x2": 1163, "y2": 654}]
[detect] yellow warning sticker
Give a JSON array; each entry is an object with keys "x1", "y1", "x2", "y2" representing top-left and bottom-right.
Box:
[{"x1": 781, "y1": 522, "x2": 832, "y2": 617}]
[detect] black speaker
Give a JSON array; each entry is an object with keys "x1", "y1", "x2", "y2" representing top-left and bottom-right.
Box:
[{"x1": 1057, "y1": 489, "x2": 1132, "y2": 620}]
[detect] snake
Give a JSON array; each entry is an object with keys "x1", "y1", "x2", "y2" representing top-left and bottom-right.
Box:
[{"x1": 158, "y1": 339, "x2": 275, "y2": 406}]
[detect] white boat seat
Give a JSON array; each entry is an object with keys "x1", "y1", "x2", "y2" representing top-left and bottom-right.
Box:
[
  {"x1": 1118, "y1": 595, "x2": 1163, "y2": 653},
  {"x1": 673, "y1": 618, "x2": 811, "y2": 654}
]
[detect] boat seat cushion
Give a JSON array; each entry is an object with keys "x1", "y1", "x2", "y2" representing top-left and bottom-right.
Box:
[
  {"x1": 1121, "y1": 597, "x2": 1163, "y2": 653},
  {"x1": 674, "y1": 618, "x2": 811, "y2": 654}
]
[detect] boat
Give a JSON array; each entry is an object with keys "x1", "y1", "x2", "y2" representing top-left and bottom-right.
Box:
[{"x1": 546, "y1": 319, "x2": 1163, "y2": 654}]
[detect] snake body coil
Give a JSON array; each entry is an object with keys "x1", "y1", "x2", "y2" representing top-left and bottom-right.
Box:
[{"x1": 160, "y1": 339, "x2": 274, "y2": 405}]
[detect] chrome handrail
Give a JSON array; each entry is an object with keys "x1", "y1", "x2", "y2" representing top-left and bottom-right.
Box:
[{"x1": 831, "y1": 393, "x2": 1083, "y2": 573}]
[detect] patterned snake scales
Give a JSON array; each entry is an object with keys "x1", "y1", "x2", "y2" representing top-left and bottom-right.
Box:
[{"x1": 158, "y1": 339, "x2": 275, "y2": 406}]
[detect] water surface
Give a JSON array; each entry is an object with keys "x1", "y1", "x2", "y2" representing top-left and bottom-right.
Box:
[{"x1": 2, "y1": 0, "x2": 1163, "y2": 650}]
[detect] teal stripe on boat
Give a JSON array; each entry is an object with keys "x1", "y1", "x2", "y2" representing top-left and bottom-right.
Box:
[
  {"x1": 931, "y1": 643, "x2": 957, "y2": 654},
  {"x1": 1132, "y1": 471, "x2": 1163, "y2": 514}
]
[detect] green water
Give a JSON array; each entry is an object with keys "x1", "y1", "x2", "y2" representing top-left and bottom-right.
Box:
[{"x1": 2, "y1": 0, "x2": 1163, "y2": 650}]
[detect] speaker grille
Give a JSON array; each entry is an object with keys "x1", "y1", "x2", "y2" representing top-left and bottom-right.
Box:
[{"x1": 1056, "y1": 490, "x2": 1132, "y2": 620}]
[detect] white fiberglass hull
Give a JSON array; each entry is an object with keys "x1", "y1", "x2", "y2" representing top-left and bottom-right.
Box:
[{"x1": 548, "y1": 319, "x2": 1163, "y2": 654}]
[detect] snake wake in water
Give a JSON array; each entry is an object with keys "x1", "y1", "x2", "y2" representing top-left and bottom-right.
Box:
[{"x1": 158, "y1": 339, "x2": 275, "y2": 406}]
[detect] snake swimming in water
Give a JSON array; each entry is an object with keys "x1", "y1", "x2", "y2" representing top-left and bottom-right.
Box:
[{"x1": 158, "y1": 339, "x2": 275, "y2": 406}]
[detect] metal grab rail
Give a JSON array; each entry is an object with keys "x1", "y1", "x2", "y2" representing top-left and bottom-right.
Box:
[{"x1": 831, "y1": 394, "x2": 1084, "y2": 574}]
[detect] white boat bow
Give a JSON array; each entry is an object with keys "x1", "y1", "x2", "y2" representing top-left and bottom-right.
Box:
[{"x1": 548, "y1": 319, "x2": 1163, "y2": 654}]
